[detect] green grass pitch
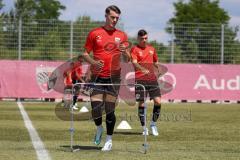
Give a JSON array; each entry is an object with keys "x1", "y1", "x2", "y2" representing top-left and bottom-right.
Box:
[{"x1": 0, "y1": 101, "x2": 240, "y2": 160}]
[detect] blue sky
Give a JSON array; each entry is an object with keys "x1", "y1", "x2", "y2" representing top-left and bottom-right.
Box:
[{"x1": 1, "y1": 0, "x2": 240, "y2": 43}]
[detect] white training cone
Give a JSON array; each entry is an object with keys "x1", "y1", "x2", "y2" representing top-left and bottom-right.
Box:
[
  {"x1": 79, "y1": 106, "x2": 89, "y2": 113},
  {"x1": 117, "y1": 120, "x2": 132, "y2": 130}
]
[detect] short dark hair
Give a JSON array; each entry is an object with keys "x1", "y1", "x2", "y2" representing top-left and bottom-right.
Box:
[
  {"x1": 138, "y1": 29, "x2": 148, "y2": 37},
  {"x1": 105, "y1": 5, "x2": 121, "y2": 14}
]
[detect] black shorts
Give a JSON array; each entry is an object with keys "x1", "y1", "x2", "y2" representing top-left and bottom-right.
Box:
[
  {"x1": 72, "y1": 79, "x2": 82, "y2": 95},
  {"x1": 63, "y1": 79, "x2": 82, "y2": 94},
  {"x1": 135, "y1": 80, "x2": 161, "y2": 102},
  {"x1": 89, "y1": 76, "x2": 120, "y2": 97}
]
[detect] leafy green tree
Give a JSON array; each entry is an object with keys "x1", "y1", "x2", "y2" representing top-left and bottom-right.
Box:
[
  {"x1": 0, "y1": 0, "x2": 3, "y2": 11},
  {"x1": 12, "y1": 0, "x2": 36, "y2": 20},
  {"x1": 72, "y1": 16, "x2": 104, "y2": 54},
  {"x1": 4, "y1": 0, "x2": 65, "y2": 21},
  {"x1": 167, "y1": 0, "x2": 239, "y2": 64},
  {"x1": 223, "y1": 26, "x2": 240, "y2": 64},
  {"x1": 0, "y1": 0, "x2": 5, "y2": 58},
  {"x1": 148, "y1": 40, "x2": 169, "y2": 63},
  {"x1": 34, "y1": 29, "x2": 64, "y2": 60},
  {"x1": 1, "y1": 0, "x2": 66, "y2": 60},
  {"x1": 32, "y1": 16, "x2": 105, "y2": 60},
  {"x1": 169, "y1": 0, "x2": 229, "y2": 23},
  {"x1": 34, "y1": 0, "x2": 66, "y2": 20}
]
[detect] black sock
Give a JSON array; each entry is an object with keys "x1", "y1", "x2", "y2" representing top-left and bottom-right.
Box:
[
  {"x1": 138, "y1": 106, "x2": 145, "y2": 126},
  {"x1": 73, "y1": 95, "x2": 77, "y2": 105},
  {"x1": 91, "y1": 101, "x2": 103, "y2": 126},
  {"x1": 152, "y1": 104, "x2": 161, "y2": 122},
  {"x1": 105, "y1": 102, "x2": 116, "y2": 135}
]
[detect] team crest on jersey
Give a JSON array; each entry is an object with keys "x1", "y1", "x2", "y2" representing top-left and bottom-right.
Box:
[
  {"x1": 96, "y1": 35, "x2": 102, "y2": 42},
  {"x1": 149, "y1": 50, "x2": 154, "y2": 55},
  {"x1": 115, "y1": 37, "x2": 121, "y2": 43}
]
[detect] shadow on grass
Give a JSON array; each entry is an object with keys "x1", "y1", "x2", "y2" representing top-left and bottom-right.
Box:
[
  {"x1": 59, "y1": 145, "x2": 147, "y2": 154},
  {"x1": 114, "y1": 131, "x2": 142, "y2": 135},
  {"x1": 60, "y1": 145, "x2": 102, "y2": 151}
]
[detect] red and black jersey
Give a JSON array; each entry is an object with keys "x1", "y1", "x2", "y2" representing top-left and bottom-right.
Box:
[
  {"x1": 64, "y1": 70, "x2": 72, "y2": 86},
  {"x1": 131, "y1": 44, "x2": 158, "y2": 81},
  {"x1": 71, "y1": 61, "x2": 82, "y2": 81},
  {"x1": 64, "y1": 61, "x2": 83, "y2": 86},
  {"x1": 84, "y1": 26, "x2": 128, "y2": 78}
]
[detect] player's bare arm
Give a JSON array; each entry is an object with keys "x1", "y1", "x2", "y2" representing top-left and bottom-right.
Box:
[
  {"x1": 154, "y1": 61, "x2": 165, "y2": 77},
  {"x1": 132, "y1": 59, "x2": 149, "y2": 75},
  {"x1": 121, "y1": 47, "x2": 131, "y2": 62},
  {"x1": 82, "y1": 51, "x2": 104, "y2": 70}
]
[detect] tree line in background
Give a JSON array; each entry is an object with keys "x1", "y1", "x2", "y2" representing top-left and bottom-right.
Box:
[
  {"x1": 0, "y1": 0, "x2": 239, "y2": 63},
  {"x1": 166, "y1": 0, "x2": 240, "y2": 64}
]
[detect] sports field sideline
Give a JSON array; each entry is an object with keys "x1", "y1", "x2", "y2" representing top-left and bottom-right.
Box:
[{"x1": 0, "y1": 101, "x2": 240, "y2": 160}]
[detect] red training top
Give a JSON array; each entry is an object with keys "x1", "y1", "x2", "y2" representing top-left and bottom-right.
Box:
[
  {"x1": 131, "y1": 44, "x2": 158, "y2": 81},
  {"x1": 84, "y1": 27, "x2": 128, "y2": 78},
  {"x1": 64, "y1": 61, "x2": 82, "y2": 86},
  {"x1": 71, "y1": 61, "x2": 82, "y2": 81}
]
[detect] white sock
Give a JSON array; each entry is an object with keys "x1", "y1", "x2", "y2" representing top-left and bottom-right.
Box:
[
  {"x1": 150, "y1": 121, "x2": 156, "y2": 126},
  {"x1": 106, "y1": 135, "x2": 112, "y2": 142},
  {"x1": 142, "y1": 126, "x2": 148, "y2": 131}
]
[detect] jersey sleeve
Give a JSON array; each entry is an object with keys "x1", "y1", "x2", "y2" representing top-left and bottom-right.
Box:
[
  {"x1": 123, "y1": 32, "x2": 128, "y2": 41},
  {"x1": 153, "y1": 48, "x2": 158, "y2": 62},
  {"x1": 84, "y1": 31, "x2": 94, "y2": 53}
]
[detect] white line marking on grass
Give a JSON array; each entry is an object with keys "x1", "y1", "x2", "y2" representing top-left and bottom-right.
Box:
[{"x1": 17, "y1": 101, "x2": 51, "y2": 160}]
